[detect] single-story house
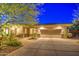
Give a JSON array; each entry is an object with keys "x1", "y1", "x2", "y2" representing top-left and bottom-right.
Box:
[{"x1": 1, "y1": 19, "x2": 72, "y2": 38}]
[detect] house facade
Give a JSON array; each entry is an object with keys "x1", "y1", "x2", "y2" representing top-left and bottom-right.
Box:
[{"x1": 4, "y1": 24, "x2": 72, "y2": 38}]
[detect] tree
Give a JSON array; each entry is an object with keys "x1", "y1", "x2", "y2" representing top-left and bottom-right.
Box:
[
  {"x1": 0, "y1": 3, "x2": 43, "y2": 25},
  {"x1": 0, "y1": 3, "x2": 43, "y2": 47},
  {"x1": 0, "y1": 3, "x2": 43, "y2": 37}
]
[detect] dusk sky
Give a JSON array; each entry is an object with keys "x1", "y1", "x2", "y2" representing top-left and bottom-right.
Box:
[
  {"x1": 38, "y1": 3, "x2": 77, "y2": 24},
  {"x1": 0, "y1": 3, "x2": 78, "y2": 25}
]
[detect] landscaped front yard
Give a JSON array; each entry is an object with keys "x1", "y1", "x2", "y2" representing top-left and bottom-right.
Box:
[
  {"x1": 0, "y1": 37, "x2": 35, "y2": 56},
  {"x1": 0, "y1": 35, "x2": 23, "y2": 56},
  {"x1": 0, "y1": 46, "x2": 20, "y2": 56}
]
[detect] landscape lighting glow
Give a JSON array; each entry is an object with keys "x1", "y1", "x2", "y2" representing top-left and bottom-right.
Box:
[{"x1": 39, "y1": 26, "x2": 46, "y2": 29}]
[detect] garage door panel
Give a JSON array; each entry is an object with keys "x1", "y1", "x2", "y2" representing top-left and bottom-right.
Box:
[
  {"x1": 40, "y1": 35, "x2": 61, "y2": 38},
  {"x1": 41, "y1": 30, "x2": 61, "y2": 35},
  {"x1": 40, "y1": 29, "x2": 61, "y2": 38}
]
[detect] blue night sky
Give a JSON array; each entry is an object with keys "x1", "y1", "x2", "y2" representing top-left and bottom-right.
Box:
[{"x1": 38, "y1": 3, "x2": 77, "y2": 24}]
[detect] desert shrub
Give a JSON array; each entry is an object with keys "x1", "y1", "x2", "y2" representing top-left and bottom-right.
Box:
[
  {"x1": 1, "y1": 32, "x2": 22, "y2": 47},
  {"x1": 4, "y1": 39, "x2": 22, "y2": 47}
]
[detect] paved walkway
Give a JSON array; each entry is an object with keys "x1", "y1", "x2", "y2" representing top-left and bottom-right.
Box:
[{"x1": 7, "y1": 38, "x2": 79, "y2": 56}]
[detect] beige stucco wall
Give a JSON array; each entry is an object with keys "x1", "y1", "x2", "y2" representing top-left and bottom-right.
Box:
[
  {"x1": 10, "y1": 25, "x2": 23, "y2": 35},
  {"x1": 16, "y1": 26, "x2": 23, "y2": 35}
]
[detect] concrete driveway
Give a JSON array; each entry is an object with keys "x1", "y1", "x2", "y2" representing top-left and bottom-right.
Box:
[{"x1": 7, "y1": 37, "x2": 79, "y2": 56}]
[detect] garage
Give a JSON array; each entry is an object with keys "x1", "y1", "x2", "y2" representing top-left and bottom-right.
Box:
[
  {"x1": 39, "y1": 25, "x2": 64, "y2": 38},
  {"x1": 40, "y1": 29, "x2": 62, "y2": 38}
]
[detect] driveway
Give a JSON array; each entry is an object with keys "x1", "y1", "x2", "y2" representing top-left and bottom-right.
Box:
[{"x1": 7, "y1": 37, "x2": 79, "y2": 56}]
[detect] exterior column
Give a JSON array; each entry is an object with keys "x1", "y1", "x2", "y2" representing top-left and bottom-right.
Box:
[{"x1": 27, "y1": 27, "x2": 30, "y2": 37}]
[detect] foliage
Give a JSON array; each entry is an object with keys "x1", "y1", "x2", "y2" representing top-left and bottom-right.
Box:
[
  {"x1": 0, "y1": 3, "x2": 43, "y2": 25},
  {"x1": 2, "y1": 35, "x2": 22, "y2": 47},
  {"x1": 0, "y1": 3, "x2": 43, "y2": 47},
  {"x1": 4, "y1": 38, "x2": 22, "y2": 47},
  {"x1": 73, "y1": 20, "x2": 79, "y2": 25},
  {"x1": 69, "y1": 20, "x2": 79, "y2": 31},
  {"x1": 0, "y1": 29, "x2": 22, "y2": 47}
]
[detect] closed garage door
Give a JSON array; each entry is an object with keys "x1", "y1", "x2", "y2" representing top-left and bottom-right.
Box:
[{"x1": 40, "y1": 29, "x2": 61, "y2": 38}]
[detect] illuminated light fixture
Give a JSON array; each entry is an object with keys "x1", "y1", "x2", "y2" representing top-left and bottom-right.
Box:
[
  {"x1": 39, "y1": 26, "x2": 45, "y2": 29},
  {"x1": 54, "y1": 26, "x2": 63, "y2": 29}
]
